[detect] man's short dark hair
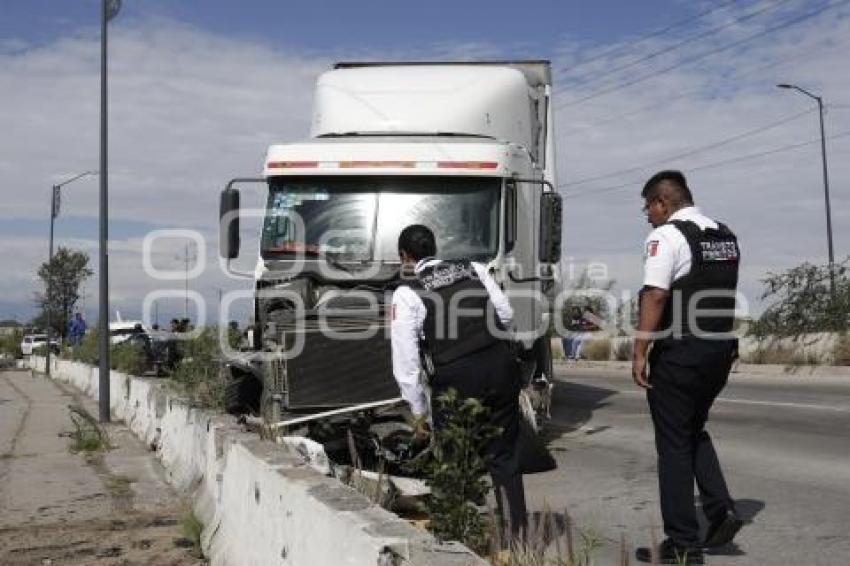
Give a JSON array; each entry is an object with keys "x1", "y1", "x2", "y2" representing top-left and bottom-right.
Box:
[
  {"x1": 642, "y1": 170, "x2": 694, "y2": 204},
  {"x1": 398, "y1": 224, "x2": 436, "y2": 261}
]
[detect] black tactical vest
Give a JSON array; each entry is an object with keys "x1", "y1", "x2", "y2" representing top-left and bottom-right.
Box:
[
  {"x1": 659, "y1": 220, "x2": 740, "y2": 338},
  {"x1": 415, "y1": 260, "x2": 503, "y2": 367}
]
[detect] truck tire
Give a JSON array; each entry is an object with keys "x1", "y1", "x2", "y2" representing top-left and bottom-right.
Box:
[
  {"x1": 534, "y1": 335, "x2": 554, "y2": 382},
  {"x1": 224, "y1": 368, "x2": 263, "y2": 416},
  {"x1": 519, "y1": 337, "x2": 554, "y2": 433}
]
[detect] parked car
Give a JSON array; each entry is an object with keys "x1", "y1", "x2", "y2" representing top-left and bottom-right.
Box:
[
  {"x1": 122, "y1": 329, "x2": 182, "y2": 376},
  {"x1": 20, "y1": 334, "x2": 60, "y2": 356},
  {"x1": 109, "y1": 321, "x2": 148, "y2": 345}
]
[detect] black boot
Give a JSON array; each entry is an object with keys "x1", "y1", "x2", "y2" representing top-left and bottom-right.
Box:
[
  {"x1": 636, "y1": 538, "x2": 704, "y2": 564},
  {"x1": 703, "y1": 509, "x2": 744, "y2": 548}
]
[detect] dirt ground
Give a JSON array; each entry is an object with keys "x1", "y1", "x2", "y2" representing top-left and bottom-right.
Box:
[
  {"x1": 0, "y1": 370, "x2": 206, "y2": 565},
  {"x1": 0, "y1": 515, "x2": 205, "y2": 566}
]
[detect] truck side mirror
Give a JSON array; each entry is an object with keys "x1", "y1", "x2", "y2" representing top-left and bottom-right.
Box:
[
  {"x1": 220, "y1": 188, "x2": 241, "y2": 259},
  {"x1": 539, "y1": 192, "x2": 562, "y2": 263}
]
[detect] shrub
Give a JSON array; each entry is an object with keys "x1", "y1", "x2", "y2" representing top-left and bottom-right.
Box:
[
  {"x1": 110, "y1": 342, "x2": 146, "y2": 375},
  {"x1": 71, "y1": 328, "x2": 145, "y2": 374},
  {"x1": 750, "y1": 260, "x2": 850, "y2": 337},
  {"x1": 580, "y1": 339, "x2": 611, "y2": 361},
  {"x1": 169, "y1": 327, "x2": 226, "y2": 410},
  {"x1": 75, "y1": 328, "x2": 100, "y2": 365},
  {"x1": 406, "y1": 389, "x2": 498, "y2": 552}
]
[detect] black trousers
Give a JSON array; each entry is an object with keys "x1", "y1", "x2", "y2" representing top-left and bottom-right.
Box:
[
  {"x1": 648, "y1": 339, "x2": 736, "y2": 547},
  {"x1": 430, "y1": 341, "x2": 528, "y2": 533}
]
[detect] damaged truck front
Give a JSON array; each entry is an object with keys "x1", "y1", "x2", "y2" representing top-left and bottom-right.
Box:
[{"x1": 219, "y1": 61, "x2": 562, "y2": 441}]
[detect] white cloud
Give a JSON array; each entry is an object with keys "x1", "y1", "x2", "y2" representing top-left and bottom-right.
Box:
[
  {"x1": 553, "y1": 4, "x2": 850, "y2": 315},
  {"x1": 1, "y1": 5, "x2": 848, "y2": 322}
]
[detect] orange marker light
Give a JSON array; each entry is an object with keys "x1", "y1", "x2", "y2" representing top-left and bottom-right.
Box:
[
  {"x1": 267, "y1": 161, "x2": 319, "y2": 169},
  {"x1": 437, "y1": 161, "x2": 499, "y2": 169}
]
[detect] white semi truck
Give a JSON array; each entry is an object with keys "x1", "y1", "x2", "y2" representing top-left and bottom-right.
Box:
[{"x1": 219, "y1": 61, "x2": 562, "y2": 429}]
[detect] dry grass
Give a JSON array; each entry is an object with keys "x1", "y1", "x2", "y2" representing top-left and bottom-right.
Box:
[
  {"x1": 741, "y1": 342, "x2": 822, "y2": 366},
  {"x1": 181, "y1": 510, "x2": 205, "y2": 558},
  {"x1": 581, "y1": 339, "x2": 611, "y2": 361},
  {"x1": 67, "y1": 405, "x2": 110, "y2": 453},
  {"x1": 834, "y1": 333, "x2": 850, "y2": 366},
  {"x1": 486, "y1": 506, "x2": 610, "y2": 566},
  {"x1": 613, "y1": 340, "x2": 633, "y2": 361}
]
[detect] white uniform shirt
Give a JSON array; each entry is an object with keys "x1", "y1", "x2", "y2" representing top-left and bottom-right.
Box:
[
  {"x1": 390, "y1": 259, "x2": 514, "y2": 417},
  {"x1": 643, "y1": 206, "x2": 718, "y2": 290}
]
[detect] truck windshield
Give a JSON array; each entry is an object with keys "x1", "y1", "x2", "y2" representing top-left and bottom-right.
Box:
[{"x1": 262, "y1": 176, "x2": 500, "y2": 262}]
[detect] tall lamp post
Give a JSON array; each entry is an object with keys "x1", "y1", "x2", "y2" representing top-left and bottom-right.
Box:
[
  {"x1": 46, "y1": 171, "x2": 97, "y2": 377},
  {"x1": 777, "y1": 83, "x2": 835, "y2": 300},
  {"x1": 99, "y1": 0, "x2": 121, "y2": 423}
]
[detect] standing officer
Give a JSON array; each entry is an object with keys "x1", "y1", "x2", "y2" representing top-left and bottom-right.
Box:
[
  {"x1": 632, "y1": 171, "x2": 744, "y2": 564},
  {"x1": 390, "y1": 224, "x2": 527, "y2": 535}
]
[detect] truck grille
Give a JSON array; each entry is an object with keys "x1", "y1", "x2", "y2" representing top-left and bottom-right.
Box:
[{"x1": 268, "y1": 306, "x2": 399, "y2": 409}]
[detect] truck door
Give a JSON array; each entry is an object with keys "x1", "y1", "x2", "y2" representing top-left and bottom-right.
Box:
[{"x1": 502, "y1": 179, "x2": 543, "y2": 347}]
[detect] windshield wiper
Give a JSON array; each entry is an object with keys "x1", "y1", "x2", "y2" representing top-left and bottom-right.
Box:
[{"x1": 265, "y1": 247, "x2": 366, "y2": 274}]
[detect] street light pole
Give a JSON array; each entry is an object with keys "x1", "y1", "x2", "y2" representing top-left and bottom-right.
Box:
[
  {"x1": 777, "y1": 83, "x2": 835, "y2": 299},
  {"x1": 46, "y1": 171, "x2": 97, "y2": 377},
  {"x1": 99, "y1": 0, "x2": 121, "y2": 423}
]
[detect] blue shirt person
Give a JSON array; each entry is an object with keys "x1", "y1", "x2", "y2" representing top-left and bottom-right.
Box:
[{"x1": 68, "y1": 313, "x2": 87, "y2": 348}]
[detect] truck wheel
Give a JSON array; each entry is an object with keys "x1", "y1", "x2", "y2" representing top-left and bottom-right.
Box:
[
  {"x1": 522, "y1": 337, "x2": 554, "y2": 431},
  {"x1": 534, "y1": 336, "x2": 554, "y2": 382},
  {"x1": 224, "y1": 368, "x2": 262, "y2": 416},
  {"x1": 519, "y1": 389, "x2": 539, "y2": 433}
]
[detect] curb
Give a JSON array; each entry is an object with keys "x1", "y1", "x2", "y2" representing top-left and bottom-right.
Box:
[{"x1": 30, "y1": 356, "x2": 485, "y2": 566}]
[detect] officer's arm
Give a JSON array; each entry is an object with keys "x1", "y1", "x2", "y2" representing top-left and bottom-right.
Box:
[
  {"x1": 632, "y1": 286, "x2": 668, "y2": 388},
  {"x1": 390, "y1": 287, "x2": 429, "y2": 417},
  {"x1": 635, "y1": 286, "x2": 669, "y2": 355}
]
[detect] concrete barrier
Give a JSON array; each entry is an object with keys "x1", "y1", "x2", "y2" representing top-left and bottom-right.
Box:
[
  {"x1": 31, "y1": 356, "x2": 485, "y2": 566},
  {"x1": 552, "y1": 332, "x2": 845, "y2": 365}
]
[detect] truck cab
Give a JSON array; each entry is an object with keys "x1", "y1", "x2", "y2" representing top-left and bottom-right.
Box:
[{"x1": 220, "y1": 62, "x2": 561, "y2": 424}]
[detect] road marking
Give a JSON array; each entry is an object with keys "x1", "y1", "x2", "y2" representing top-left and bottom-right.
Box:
[{"x1": 618, "y1": 389, "x2": 849, "y2": 413}]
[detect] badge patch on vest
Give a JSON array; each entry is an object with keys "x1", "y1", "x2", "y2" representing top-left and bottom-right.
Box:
[
  {"x1": 646, "y1": 240, "x2": 659, "y2": 257},
  {"x1": 418, "y1": 261, "x2": 477, "y2": 291},
  {"x1": 700, "y1": 241, "x2": 738, "y2": 262}
]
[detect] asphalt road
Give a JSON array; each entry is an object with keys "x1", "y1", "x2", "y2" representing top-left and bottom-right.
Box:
[{"x1": 523, "y1": 363, "x2": 850, "y2": 565}]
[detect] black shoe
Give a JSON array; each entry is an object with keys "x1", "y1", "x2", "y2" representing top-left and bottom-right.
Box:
[
  {"x1": 636, "y1": 538, "x2": 704, "y2": 564},
  {"x1": 703, "y1": 509, "x2": 744, "y2": 548}
]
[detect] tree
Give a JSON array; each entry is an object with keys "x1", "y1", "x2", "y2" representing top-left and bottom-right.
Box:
[
  {"x1": 35, "y1": 247, "x2": 93, "y2": 339},
  {"x1": 750, "y1": 259, "x2": 850, "y2": 338}
]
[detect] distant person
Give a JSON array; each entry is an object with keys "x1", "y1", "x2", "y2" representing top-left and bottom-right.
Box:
[
  {"x1": 68, "y1": 313, "x2": 86, "y2": 350},
  {"x1": 572, "y1": 306, "x2": 602, "y2": 360},
  {"x1": 632, "y1": 170, "x2": 743, "y2": 564},
  {"x1": 561, "y1": 307, "x2": 582, "y2": 360}
]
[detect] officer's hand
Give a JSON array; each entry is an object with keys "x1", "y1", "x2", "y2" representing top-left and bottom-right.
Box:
[
  {"x1": 632, "y1": 354, "x2": 651, "y2": 389},
  {"x1": 409, "y1": 413, "x2": 431, "y2": 444}
]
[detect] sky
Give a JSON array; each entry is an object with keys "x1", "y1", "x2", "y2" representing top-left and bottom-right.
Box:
[{"x1": 1, "y1": 0, "x2": 848, "y2": 325}]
